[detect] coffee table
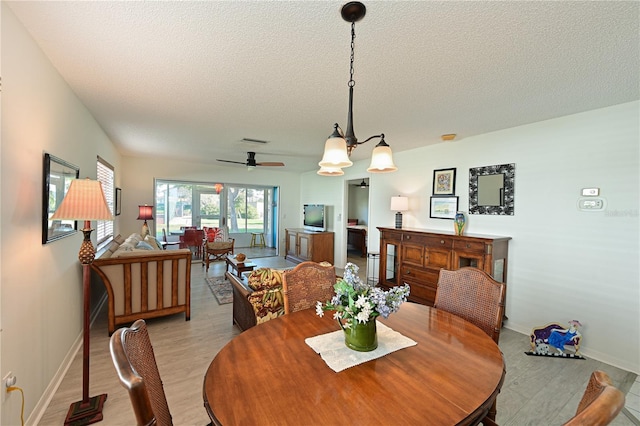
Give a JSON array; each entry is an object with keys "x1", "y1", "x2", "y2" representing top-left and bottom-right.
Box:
[{"x1": 225, "y1": 256, "x2": 257, "y2": 277}]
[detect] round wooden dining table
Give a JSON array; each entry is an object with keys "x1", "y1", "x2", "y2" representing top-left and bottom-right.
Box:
[{"x1": 203, "y1": 303, "x2": 505, "y2": 426}]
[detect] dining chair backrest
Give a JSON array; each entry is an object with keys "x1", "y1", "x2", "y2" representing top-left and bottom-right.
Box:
[
  {"x1": 563, "y1": 370, "x2": 625, "y2": 426},
  {"x1": 282, "y1": 261, "x2": 336, "y2": 314},
  {"x1": 434, "y1": 267, "x2": 506, "y2": 344},
  {"x1": 110, "y1": 319, "x2": 173, "y2": 426}
]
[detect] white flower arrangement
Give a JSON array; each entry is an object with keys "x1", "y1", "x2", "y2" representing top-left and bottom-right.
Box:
[{"x1": 316, "y1": 263, "x2": 410, "y2": 328}]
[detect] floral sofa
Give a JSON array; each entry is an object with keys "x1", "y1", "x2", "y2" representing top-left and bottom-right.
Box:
[
  {"x1": 228, "y1": 262, "x2": 336, "y2": 331},
  {"x1": 227, "y1": 267, "x2": 287, "y2": 331},
  {"x1": 92, "y1": 233, "x2": 192, "y2": 334}
]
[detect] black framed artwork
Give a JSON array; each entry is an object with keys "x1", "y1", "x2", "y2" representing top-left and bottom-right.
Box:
[
  {"x1": 429, "y1": 196, "x2": 458, "y2": 220},
  {"x1": 433, "y1": 168, "x2": 456, "y2": 195}
]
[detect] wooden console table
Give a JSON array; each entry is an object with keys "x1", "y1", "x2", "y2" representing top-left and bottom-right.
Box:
[{"x1": 378, "y1": 227, "x2": 510, "y2": 307}]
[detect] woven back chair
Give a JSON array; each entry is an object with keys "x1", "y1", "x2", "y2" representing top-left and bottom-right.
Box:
[
  {"x1": 434, "y1": 267, "x2": 506, "y2": 426},
  {"x1": 434, "y1": 267, "x2": 506, "y2": 344},
  {"x1": 563, "y1": 371, "x2": 625, "y2": 426},
  {"x1": 162, "y1": 228, "x2": 183, "y2": 250},
  {"x1": 203, "y1": 227, "x2": 235, "y2": 271},
  {"x1": 282, "y1": 261, "x2": 336, "y2": 314},
  {"x1": 110, "y1": 319, "x2": 173, "y2": 426}
]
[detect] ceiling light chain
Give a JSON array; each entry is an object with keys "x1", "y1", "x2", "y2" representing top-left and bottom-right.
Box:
[
  {"x1": 318, "y1": 1, "x2": 397, "y2": 176},
  {"x1": 349, "y1": 21, "x2": 356, "y2": 89}
]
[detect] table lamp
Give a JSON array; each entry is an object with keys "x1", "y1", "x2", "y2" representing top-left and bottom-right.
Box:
[
  {"x1": 390, "y1": 196, "x2": 409, "y2": 229},
  {"x1": 137, "y1": 205, "x2": 154, "y2": 238},
  {"x1": 50, "y1": 178, "x2": 113, "y2": 425}
]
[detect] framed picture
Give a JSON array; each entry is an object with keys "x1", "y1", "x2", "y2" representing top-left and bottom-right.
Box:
[
  {"x1": 430, "y1": 196, "x2": 458, "y2": 220},
  {"x1": 42, "y1": 153, "x2": 80, "y2": 244},
  {"x1": 433, "y1": 168, "x2": 456, "y2": 195},
  {"x1": 115, "y1": 187, "x2": 122, "y2": 216}
]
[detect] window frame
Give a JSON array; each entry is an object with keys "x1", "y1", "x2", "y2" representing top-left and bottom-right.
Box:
[{"x1": 96, "y1": 156, "x2": 115, "y2": 246}]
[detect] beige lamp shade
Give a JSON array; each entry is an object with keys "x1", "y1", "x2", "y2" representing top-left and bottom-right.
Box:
[
  {"x1": 390, "y1": 196, "x2": 409, "y2": 212},
  {"x1": 367, "y1": 143, "x2": 397, "y2": 173},
  {"x1": 50, "y1": 179, "x2": 113, "y2": 223},
  {"x1": 319, "y1": 136, "x2": 353, "y2": 169},
  {"x1": 317, "y1": 165, "x2": 345, "y2": 176}
]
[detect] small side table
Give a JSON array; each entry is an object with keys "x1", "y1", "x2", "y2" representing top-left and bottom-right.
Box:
[
  {"x1": 226, "y1": 256, "x2": 257, "y2": 277},
  {"x1": 367, "y1": 252, "x2": 380, "y2": 285},
  {"x1": 250, "y1": 232, "x2": 266, "y2": 248}
]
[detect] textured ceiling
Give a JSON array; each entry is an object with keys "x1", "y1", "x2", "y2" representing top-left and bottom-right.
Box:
[{"x1": 7, "y1": 1, "x2": 639, "y2": 173}]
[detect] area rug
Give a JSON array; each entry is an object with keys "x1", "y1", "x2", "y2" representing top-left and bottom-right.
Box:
[{"x1": 205, "y1": 276, "x2": 233, "y2": 305}]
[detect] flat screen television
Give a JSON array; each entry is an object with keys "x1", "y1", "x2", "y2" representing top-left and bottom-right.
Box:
[{"x1": 303, "y1": 204, "x2": 327, "y2": 232}]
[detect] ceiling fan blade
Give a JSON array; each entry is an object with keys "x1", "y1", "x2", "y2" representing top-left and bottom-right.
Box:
[
  {"x1": 256, "y1": 162, "x2": 285, "y2": 167},
  {"x1": 217, "y1": 159, "x2": 246, "y2": 165}
]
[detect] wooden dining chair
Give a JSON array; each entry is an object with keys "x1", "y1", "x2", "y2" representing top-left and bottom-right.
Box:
[
  {"x1": 563, "y1": 370, "x2": 625, "y2": 426},
  {"x1": 183, "y1": 229, "x2": 204, "y2": 259},
  {"x1": 109, "y1": 319, "x2": 172, "y2": 426},
  {"x1": 434, "y1": 267, "x2": 506, "y2": 426},
  {"x1": 434, "y1": 267, "x2": 506, "y2": 344},
  {"x1": 282, "y1": 261, "x2": 336, "y2": 314},
  {"x1": 162, "y1": 228, "x2": 182, "y2": 250}
]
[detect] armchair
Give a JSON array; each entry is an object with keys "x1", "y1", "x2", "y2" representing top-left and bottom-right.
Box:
[{"x1": 203, "y1": 226, "x2": 235, "y2": 271}]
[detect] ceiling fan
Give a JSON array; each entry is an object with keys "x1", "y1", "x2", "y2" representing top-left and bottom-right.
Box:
[
  {"x1": 351, "y1": 179, "x2": 370, "y2": 188},
  {"x1": 216, "y1": 152, "x2": 285, "y2": 170}
]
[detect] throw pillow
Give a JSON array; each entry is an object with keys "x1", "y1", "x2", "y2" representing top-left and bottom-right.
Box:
[
  {"x1": 206, "y1": 227, "x2": 222, "y2": 242},
  {"x1": 248, "y1": 288, "x2": 285, "y2": 324},
  {"x1": 144, "y1": 235, "x2": 163, "y2": 250},
  {"x1": 136, "y1": 241, "x2": 155, "y2": 250},
  {"x1": 246, "y1": 268, "x2": 284, "y2": 291}
]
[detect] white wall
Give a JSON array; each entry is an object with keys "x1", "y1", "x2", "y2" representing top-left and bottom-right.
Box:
[
  {"x1": 1, "y1": 5, "x2": 121, "y2": 424},
  {"x1": 118, "y1": 156, "x2": 302, "y2": 253},
  {"x1": 303, "y1": 101, "x2": 639, "y2": 373}
]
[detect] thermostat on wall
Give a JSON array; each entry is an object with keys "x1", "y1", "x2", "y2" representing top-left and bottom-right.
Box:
[{"x1": 577, "y1": 197, "x2": 606, "y2": 211}]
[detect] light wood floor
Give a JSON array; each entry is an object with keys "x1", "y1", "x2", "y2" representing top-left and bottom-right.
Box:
[{"x1": 38, "y1": 255, "x2": 637, "y2": 425}]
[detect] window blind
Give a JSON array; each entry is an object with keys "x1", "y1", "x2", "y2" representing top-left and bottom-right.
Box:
[{"x1": 97, "y1": 156, "x2": 114, "y2": 245}]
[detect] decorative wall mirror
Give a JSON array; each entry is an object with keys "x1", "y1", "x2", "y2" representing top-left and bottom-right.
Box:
[
  {"x1": 469, "y1": 163, "x2": 515, "y2": 215},
  {"x1": 42, "y1": 153, "x2": 80, "y2": 244}
]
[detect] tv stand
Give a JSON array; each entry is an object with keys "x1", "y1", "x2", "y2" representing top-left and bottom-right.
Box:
[{"x1": 285, "y1": 228, "x2": 334, "y2": 264}]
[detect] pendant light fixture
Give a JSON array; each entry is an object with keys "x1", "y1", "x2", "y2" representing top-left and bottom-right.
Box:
[{"x1": 318, "y1": 2, "x2": 397, "y2": 174}]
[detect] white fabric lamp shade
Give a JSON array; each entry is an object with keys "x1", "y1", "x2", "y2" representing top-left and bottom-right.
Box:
[{"x1": 390, "y1": 196, "x2": 409, "y2": 212}]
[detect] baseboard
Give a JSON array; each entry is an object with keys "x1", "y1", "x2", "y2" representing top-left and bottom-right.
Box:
[{"x1": 26, "y1": 293, "x2": 108, "y2": 426}]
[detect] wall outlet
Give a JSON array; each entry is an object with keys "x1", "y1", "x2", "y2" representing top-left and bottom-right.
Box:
[{"x1": 2, "y1": 372, "x2": 16, "y2": 402}]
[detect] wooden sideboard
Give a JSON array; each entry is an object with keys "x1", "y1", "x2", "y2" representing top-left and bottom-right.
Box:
[
  {"x1": 285, "y1": 228, "x2": 334, "y2": 264},
  {"x1": 377, "y1": 227, "x2": 510, "y2": 307}
]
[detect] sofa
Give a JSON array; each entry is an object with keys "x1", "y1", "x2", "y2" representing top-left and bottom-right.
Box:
[
  {"x1": 92, "y1": 233, "x2": 192, "y2": 334},
  {"x1": 228, "y1": 262, "x2": 335, "y2": 331},
  {"x1": 228, "y1": 268, "x2": 286, "y2": 331}
]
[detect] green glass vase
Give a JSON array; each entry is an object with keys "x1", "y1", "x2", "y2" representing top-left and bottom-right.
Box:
[{"x1": 342, "y1": 319, "x2": 378, "y2": 352}]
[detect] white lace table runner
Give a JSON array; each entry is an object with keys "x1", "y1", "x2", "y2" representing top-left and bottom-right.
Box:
[{"x1": 304, "y1": 322, "x2": 417, "y2": 372}]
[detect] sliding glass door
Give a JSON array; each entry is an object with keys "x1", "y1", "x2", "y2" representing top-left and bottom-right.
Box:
[{"x1": 155, "y1": 180, "x2": 277, "y2": 248}]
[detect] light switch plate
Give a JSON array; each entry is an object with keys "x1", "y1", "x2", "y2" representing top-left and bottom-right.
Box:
[{"x1": 581, "y1": 187, "x2": 599, "y2": 196}]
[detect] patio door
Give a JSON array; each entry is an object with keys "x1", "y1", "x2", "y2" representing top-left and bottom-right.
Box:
[{"x1": 195, "y1": 190, "x2": 226, "y2": 229}]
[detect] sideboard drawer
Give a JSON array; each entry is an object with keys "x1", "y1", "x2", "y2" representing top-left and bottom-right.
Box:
[
  {"x1": 453, "y1": 239, "x2": 486, "y2": 253},
  {"x1": 400, "y1": 265, "x2": 439, "y2": 284}
]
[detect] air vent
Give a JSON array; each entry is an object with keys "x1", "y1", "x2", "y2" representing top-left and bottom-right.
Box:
[{"x1": 241, "y1": 138, "x2": 269, "y2": 144}]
